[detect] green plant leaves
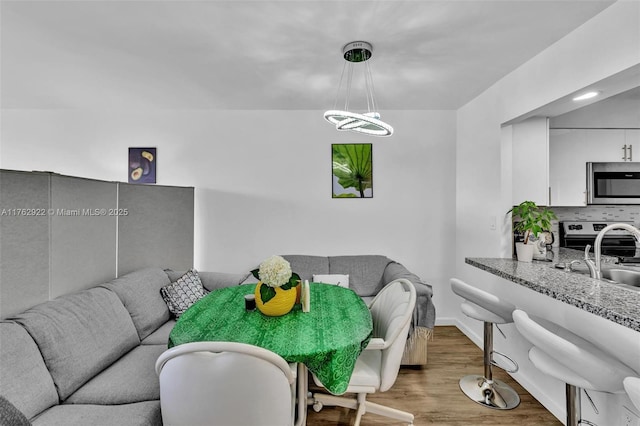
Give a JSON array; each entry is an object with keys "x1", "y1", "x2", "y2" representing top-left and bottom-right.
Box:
[
  {"x1": 280, "y1": 272, "x2": 300, "y2": 291},
  {"x1": 509, "y1": 200, "x2": 558, "y2": 244},
  {"x1": 254, "y1": 271, "x2": 300, "y2": 303},
  {"x1": 259, "y1": 284, "x2": 277, "y2": 304},
  {"x1": 332, "y1": 144, "x2": 372, "y2": 198}
]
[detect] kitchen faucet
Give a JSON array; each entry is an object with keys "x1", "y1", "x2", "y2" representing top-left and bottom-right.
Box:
[{"x1": 584, "y1": 223, "x2": 640, "y2": 279}]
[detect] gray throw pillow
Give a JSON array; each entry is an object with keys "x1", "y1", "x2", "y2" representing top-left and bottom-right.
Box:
[{"x1": 160, "y1": 269, "x2": 209, "y2": 319}]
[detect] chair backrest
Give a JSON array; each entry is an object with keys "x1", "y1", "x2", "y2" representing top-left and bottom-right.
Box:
[
  {"x1": 624, "y1": 377, "x2": 640, "y2": 412},
  {"x1": 450, "y1": 278, "x2": 515, "y2": 324},
  {"x1": 368, "y1": 278, "x2": 416, "y2": 392},
  {"x1": 155, "y1": 341, "x2": 295, "y2": 426},
  {"x1": 513, "y1": 310, "x2": 635, "y2": 393}
]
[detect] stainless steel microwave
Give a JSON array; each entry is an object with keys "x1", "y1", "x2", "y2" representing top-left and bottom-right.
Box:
[{"x1": 587, "y1": 162, "x2": 640, "y2": 204}]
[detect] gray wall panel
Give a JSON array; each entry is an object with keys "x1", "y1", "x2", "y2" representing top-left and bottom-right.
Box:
[
  {"x1": 0, "y1": 170, "x2": 194, "y2": 319},
  {"x1": 0, "y1": 170, "x2": 50, "y2": 318},
  {"x1": 50, "y1": 175, "x2": 118, "y2": 298},
  {"x1": 117, "y1": 183, "x2": 194, "y2": 276}
]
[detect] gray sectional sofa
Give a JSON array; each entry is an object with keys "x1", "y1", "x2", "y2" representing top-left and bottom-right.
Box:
[
  {"x1": 0, "y1": 268, "x2": 246, "y2": 426},
  {"x1": 0, "y1": 255, "x2": 434, "y2": 425}
]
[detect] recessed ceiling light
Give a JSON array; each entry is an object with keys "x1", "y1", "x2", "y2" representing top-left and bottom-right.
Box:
[{"x1": 572, "y1": 91, "x2": 599, "y2": 101}]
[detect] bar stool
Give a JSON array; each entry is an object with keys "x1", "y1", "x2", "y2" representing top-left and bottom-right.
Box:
[
  {"x1": 624, "y1": 377, "x2": 640, "y2": 412},
  {"x1": 450, "y1": 278, "x2": 520, "y2": 410},
  {"x1": 513, "y1": 309, "x2": 636, "y2": 426}
]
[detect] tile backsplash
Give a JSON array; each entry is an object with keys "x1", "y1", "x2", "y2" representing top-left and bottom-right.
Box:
[{"x1": 552, "y1": 205, "x2": 639, "y2": 225}]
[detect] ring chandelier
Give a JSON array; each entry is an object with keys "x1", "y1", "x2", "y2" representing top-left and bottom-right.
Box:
[{"x1": 323, "y1": 41, "x2": 393, "y2": 137}]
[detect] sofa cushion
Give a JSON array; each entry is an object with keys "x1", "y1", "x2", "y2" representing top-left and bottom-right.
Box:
[
  {"x1": 0, "y1": 395, "x2": 31, "y2": 426},
  {"x1": 166, "y1": 269, "x2": 249, "y2": 292},
  {"x1": 65, "y1": 345, "x2": 166, "y2": 405},
  {"x1": 0, "y1": 322, "x2": 58, "y2": 420},
  {"x1": 11, "y1": 287, "x2": 140, "y2": 401},
  {"x1": 160, "y1": 270, "x2": 209, "y2": 319},
  {"x1": 281, "y1": 255, "x2": 329, "y2": 282},
  {"x1": 102, "y1": 268, "x2": 171, "y2": 340},
  {"x1": 329, "y1": 255, "x2": 391, "y2": 296},
  {"x1": 140, "y1": 320, "x2": 176, "y2": 345},
  {"x1": 31, "y1": 400, "x2": 161, "y2": 426}
]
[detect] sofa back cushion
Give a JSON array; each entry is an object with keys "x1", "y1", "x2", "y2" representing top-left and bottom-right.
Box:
[
  {"x1": 329, "y1": 255, "x2": 391, "y2": 296},
  {"x1": 102, "y1": 268, "x2": 171, "y2": 340},
  {"x1": 11, "y1": 288, "x2": 139, "y2": 400},
  {"x1": 0, "y1": 322, "x2": 58, "y2": 420},
  {"x1": 166, "y1": 269, "x2": 249, "y2": 292},
  {"x1": 281, "y1": 255, "x2": 329, "y2": 283}
]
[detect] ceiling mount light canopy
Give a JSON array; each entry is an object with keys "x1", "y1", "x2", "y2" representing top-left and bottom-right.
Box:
[{"x1": 324, "y1": 41, "x2": 393, "y2": 137}]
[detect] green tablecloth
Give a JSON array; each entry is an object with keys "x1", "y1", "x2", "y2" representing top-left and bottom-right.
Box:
[{"x1": 168, "y1": 283, "x2": 373, "y2": 395}]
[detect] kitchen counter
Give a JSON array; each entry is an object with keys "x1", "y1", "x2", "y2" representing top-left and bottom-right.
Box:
[{"x1": 466, "y1": 248, "x2": 640, "y2": 332}]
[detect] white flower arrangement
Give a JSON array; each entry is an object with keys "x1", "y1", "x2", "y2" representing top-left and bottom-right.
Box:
[
  {"x1": 250, "y1": 256, "x2": 300, "y2": 305},
  {"x1": 258, "y1": 255, "x2": 292, "y2": 288}
]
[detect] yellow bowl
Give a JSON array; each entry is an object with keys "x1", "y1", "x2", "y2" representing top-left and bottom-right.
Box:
[{"x1": 255, "y1": 282, "x2": 296, "y2": 316}]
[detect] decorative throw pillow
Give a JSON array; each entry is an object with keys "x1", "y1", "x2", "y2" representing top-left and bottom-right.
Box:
[
  {"x1": 160, "y1": 269, "x2": 209, "y2": 319},
  {"x1": 313, "y1": 274, "x2": 350, "y2": 288}
]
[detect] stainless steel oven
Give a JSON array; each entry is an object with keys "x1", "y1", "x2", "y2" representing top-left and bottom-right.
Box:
[
  {"x1": 587, "y1": 162, "x2": 640, "y2": 204},
  {"x1": 560, "y1": 221, "x2": 640, "y2": 262}
]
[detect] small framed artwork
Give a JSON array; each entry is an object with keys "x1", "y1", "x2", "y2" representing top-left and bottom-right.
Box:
[
  {"x1": 128, "y1": 148, "x2": 157, "y2": 184},
  {"x1": 332, "y1": 143, "x2": 373, "y2": 198}
]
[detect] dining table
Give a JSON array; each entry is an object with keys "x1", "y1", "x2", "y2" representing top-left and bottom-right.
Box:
[{"x1": 168, "y1": 282, "x2": 373, "y2": 426}]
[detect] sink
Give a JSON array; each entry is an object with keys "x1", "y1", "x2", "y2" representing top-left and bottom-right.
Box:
[
  {"x1": 557, "y1": 262, "x2": 640, "y2": 290},
  {"x1": 601, "y1": 268, "x2": 640, "y2": 287}
]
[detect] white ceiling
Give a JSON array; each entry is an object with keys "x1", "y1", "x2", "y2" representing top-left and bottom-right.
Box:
[{"x1": 1, "y1": 0, "x2": 616, "y2": 111}]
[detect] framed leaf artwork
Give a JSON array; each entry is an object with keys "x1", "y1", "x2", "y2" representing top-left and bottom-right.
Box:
[
  {"x1": 128, "y1": 148, "x2": 157, "y2": 184},
  {"x1": 332, "y1": 144, "x2": 373, "y2": 198}
]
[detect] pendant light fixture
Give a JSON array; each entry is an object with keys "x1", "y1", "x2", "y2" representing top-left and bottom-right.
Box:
[{"x1": 324, "y1": 41, "x2": 393, "y2": 137}]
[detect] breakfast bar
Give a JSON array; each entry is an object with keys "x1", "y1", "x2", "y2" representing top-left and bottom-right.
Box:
[
  {"x1": 466, "y1": 248, "x2": 640, "y2": 332},
  {"x1": 465, "y1": 248, "x2": 640, "y2": 424}
]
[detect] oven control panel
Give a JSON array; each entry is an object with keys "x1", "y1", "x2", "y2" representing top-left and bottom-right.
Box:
[{"x1": 562, "y1": 221, "x2": 636, "y2": 236}]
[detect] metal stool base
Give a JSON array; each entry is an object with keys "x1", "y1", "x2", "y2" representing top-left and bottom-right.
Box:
[{"x1": 459, "y1": 375, "x2": 520, "y2": 410}]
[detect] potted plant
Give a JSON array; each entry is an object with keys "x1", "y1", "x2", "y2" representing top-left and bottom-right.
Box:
[
  {"x1": 508, "y1": 200, "x2": 557, "y2": 262},
  {"x1": 251, "y1": 255, "x2": 301, "y2": 316}
]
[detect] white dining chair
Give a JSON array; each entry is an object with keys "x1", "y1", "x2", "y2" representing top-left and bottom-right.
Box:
[
  {"x1": 155, "y1": 341, "x2": 296, "y2": 426},
  {"x1": 311, "y1": 278, "x2": 416, "y2": 426},
  {"x1": 624, "y1": 377, "x2": 640, "y2": 412}
]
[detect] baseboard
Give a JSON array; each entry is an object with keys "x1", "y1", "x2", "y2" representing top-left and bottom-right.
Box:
[
  {"x1": 434, "y1": 316, "x2": 458, "y2": 326},
  {"x1": 512, "y1": 368, "x2": 564, "y2": 422},
  {"x1": 453, "y1": 318, "x2": 481, "y2": 346}
]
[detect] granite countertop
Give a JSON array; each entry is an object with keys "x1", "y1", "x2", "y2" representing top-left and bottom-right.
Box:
[{"x1": 466, "y1": 248, "x2": 640, "y2": 332}]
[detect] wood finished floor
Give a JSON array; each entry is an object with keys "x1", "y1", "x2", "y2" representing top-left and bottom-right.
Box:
[{"x1": 305, "y1": 326, "x2": 562, "y2": 426}]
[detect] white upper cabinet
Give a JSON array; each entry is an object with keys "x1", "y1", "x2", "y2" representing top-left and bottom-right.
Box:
[
  {"x1": 511, "y1": 117, "x2": 549, "y2": 206},
  {"x1": 549, "y1": 128, "x2": 629, "y2": 206},
  {"x1": 626, "y1": 129, "x2": 640, "y2": 159}
]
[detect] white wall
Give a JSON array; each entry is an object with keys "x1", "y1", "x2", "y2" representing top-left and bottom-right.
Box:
[
  {"x1": 456, "y1": 1, "x2": 640, "y2": 423},
  {"x1": 1, "y1": 109, "x2": 457, "y2": 318},
  {"x1": 551, "y1": 88, "x2": 640, "y2": 128}
]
